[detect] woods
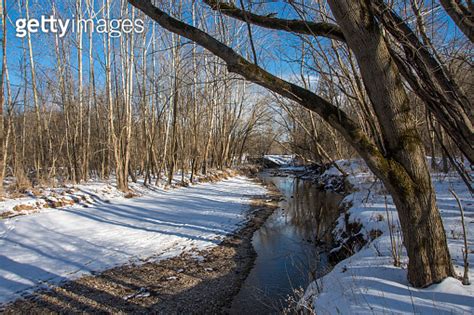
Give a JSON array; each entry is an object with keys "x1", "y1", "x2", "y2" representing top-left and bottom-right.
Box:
[
  {"x1": 0, "y1": 0, "x2": 472, "y2": 293},
  {"x1": 1, "y1": 0, "x2": 272, "y2": 192}
]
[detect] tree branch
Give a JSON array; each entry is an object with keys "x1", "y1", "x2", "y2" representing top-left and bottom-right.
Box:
[
  {"x1": 439, "y1": 0, "x2": 474, "y2": 42},
  {"x1": 127, "y1": 0, "x2": 387, "y2": 175},
  {"x1": 202, "y1": 0, "x2": 346, "y2": 41},
  {"x1": 373, "y1": 0, "x2": 474, "y2": 164}
]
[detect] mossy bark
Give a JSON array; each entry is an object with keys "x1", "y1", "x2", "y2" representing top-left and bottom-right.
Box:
[{"x1": 328, "y1": 0, "x2": 454, "y2": 287}]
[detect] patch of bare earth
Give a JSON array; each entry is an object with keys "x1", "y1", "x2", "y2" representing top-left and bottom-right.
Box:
[{"x1": 1, "y1": 181, "x2": 280, "y2": 314}]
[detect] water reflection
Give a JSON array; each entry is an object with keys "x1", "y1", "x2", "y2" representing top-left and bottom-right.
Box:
[{"x1": 230, "y1": 173, "x2": 343, "y2": 314}]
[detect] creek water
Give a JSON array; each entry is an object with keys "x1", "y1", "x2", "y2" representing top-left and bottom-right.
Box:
[{"x1": 230, "y1": 172, "x2": 343, "y2": 314}]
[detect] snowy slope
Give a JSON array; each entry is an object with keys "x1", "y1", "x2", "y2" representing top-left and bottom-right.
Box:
[
  {"x1": 303, "y1": 160, "x2": 474, "y2": 314},
  {"x1": 264, "y1": 155, "x2": 295, "y2": 166},
  {"x1": 0, "y1": 176, "x2": 266, "y2": 304}
]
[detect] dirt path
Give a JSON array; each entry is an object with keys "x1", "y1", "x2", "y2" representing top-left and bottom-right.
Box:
[{"x1": 2, "y1": 181, "x2": 280, "y2": 314}]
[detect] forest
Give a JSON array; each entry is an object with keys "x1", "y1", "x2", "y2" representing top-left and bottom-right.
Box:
[{"x1": 0, "y1": 0, "x2": 473, "y2": 313}]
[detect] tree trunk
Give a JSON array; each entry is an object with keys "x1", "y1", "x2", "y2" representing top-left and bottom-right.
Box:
[
  {"x1": 25, "y1": 0, "x2": 44, "y2": 177},
  {"x1": 327, "y1": 0, "x2": 454, "y2": 287},
  {"x1": 372, "y1": 0, "x2": 474, "y2": 164},
  {"x1": 0, "y1": 0, "x2": 6, "y2": 191}
]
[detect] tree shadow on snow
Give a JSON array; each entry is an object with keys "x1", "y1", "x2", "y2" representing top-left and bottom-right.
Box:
[{"x1": 0, "y1": 196, "x2": 275, "y2": 314}]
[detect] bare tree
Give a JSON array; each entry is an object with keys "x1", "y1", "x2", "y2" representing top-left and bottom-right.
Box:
[{"x1": 0, "y1": 0, "x2": 6, "y2": 190}]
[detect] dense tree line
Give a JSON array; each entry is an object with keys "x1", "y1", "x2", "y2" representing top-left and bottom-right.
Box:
[{"x1": 0, "y1": 0, "x2": 273, "y2": 192}]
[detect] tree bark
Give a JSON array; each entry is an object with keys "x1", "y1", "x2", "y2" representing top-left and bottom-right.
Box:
[{"x1": 327, "y1": 0, "x2": 454, "y2": 287}]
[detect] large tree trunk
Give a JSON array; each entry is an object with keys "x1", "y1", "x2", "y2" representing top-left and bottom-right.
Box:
[
  {"x1": 327, "y1": 0, "x2": 454, "y2": 287},
  {"x1": 371, "y1": 0, "x2": 474, "y2": 165}
]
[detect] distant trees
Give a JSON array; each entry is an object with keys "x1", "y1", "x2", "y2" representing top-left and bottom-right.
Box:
[
  {"x1": 0, "y1": 0, "x2": 270, "y2": 192},
  {"x1": 128, "y1": 0, "x2": 472, "y2": 287}
]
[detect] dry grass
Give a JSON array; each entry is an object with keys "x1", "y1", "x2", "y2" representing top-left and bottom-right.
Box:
[{"x1": 12, "y1": 204, "x2": 36, "y2": 212}]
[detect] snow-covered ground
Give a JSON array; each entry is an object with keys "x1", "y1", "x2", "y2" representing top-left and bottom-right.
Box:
[
  {"x1": 0, "y1": 175, "x2": 266, "y2": 305},
  {"x1": 303, "y1": 160, "x2": 474, "y2": 314},
  {"x1": 264, "y1": 154, "x2": 295, "y2": 166}
]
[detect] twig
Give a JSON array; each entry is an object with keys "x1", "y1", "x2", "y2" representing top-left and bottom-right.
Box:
[
  {"x1": 385, "y1": 195, "x2": 400, "y2": 267},
  {"x1": 449, "y1": 188, "x2": 470, "y2": 285}
]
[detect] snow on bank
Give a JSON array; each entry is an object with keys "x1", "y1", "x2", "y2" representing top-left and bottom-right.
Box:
[
  {"x1": 264, "y1": 154, "x2": 295, "y2": 166},
  {"x1": 304, "y1": 160, "x2": 474, "y2": 314},
  {"x1": 0, "y1": 176, "x2": 266, "y2": 304}
]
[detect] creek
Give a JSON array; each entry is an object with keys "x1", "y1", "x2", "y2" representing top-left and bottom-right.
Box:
[{"x1": 230, "y1": 171, "x2": 344, "y2": 314}]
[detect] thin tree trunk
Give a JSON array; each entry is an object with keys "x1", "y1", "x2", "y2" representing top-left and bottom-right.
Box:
[
  {"x1": 25, "y1": 0, "x2": 44, "y2": 177},
  {"x1": 0, "y1": 0, "x2": 6, "y2": 190}
]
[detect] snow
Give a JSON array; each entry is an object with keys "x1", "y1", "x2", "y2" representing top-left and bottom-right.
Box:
[
  {"x1": 303, "y1": 159, "x2": 474, "y2": 314},
  {"x1": 0, "y1": 176, "x2": 266, "y2": 304},
  {"x1": 263, "y1": 154, "x2": 295, "y2": 166}
]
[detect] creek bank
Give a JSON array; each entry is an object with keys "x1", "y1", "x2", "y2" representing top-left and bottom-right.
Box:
[
  {"x1": 2, "y1": 179, "x2": 281, "y2": 314},
  {"x1": 265, "y1": 163, "x2": 348, "y2": 194},
  {"x1": 301, "y1": 159, "x2": 474, "y2": 314},
  {"x1": 270, "y1": 162, "x2": 366, "y2": 265},
  {"x1": 228, "y1": 165, "x2": 366, "y2": 314},
  {"x1": 266, "y1": 163, "x2": 365, "y2": 265}
]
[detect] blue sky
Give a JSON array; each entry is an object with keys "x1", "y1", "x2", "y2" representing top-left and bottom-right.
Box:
[
  {"x1": 1, "y1": 0, "x2": 463, "y2": 102},
  {"x1": 2, "y1": 0, "x2": 319, "y2": 87}
]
